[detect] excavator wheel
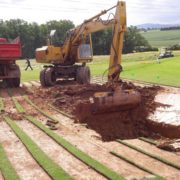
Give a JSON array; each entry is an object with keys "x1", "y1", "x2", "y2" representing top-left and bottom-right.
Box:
[
  {"x1": 76, "y1": 66, "x2": 90, "y2": 84},
  {"x1": 44, "y1": 67, "x2": 56, "y2": 86},
  {"x1": 40, "y1": 68, "x2": 47, "y2": 87},
  {"x1": 40, "y1": 67, "x2": 56, "y2": 87}
]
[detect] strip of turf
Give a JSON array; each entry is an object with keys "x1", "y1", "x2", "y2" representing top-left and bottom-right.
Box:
[
  {"x1": 48, "y1": 104, "x2": 75, "y2": 120},
  {"x1": 139, "y1": 137, "x2": 157, "y2": 145},
  {"x1": 116, "y1": 140, "x2": 180, "y2": 170},
  {"x1": 24, "y1": 96, "x2": 58, "y2": 123},
  {"x1": 0, "y1": 97, "x2": 4, "y2": 113},
  {"x1": 10, "y1": 95, "x2": 124, "y2": 179},
  {"x1": 7, "y1": 89, "x2": 25, "y2": 113},
  {"x1": 0, "y1": 143, "x2": 20, "y2": 180},
  {"x1": 4, "y1": 116, "x2": 72, "y2": 180},
  {"x1": 26, "y1": 115, "x2": 125, "y2": 180},
  {"x1": 110, "y1": 151, "x2": 164, "y2": 180}
]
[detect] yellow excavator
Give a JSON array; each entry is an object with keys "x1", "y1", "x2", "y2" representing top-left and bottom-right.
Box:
[{"x1": 36, "y1": 1, "x2": 141, "y2": 113}]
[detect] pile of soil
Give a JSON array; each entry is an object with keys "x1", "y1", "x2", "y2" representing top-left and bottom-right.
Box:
[
  {"x1": 32, "y1": 81, "x2": 170, "y2": 141},
  {"x1": 73, "y1": 82, "x2": 163, "y2": 141}
]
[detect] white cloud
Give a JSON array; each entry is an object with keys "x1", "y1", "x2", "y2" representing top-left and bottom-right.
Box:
[{"x1": 0, "y1": 0, "x2": 179, "y2": 25}]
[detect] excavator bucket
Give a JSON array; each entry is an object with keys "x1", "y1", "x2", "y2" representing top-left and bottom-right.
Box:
[
  {"x1": 91, "y1": 87, "x2": 141, "y2": 114},
  {"x1": 76, "y1": 86, "x2": 141, "y2": 120}
]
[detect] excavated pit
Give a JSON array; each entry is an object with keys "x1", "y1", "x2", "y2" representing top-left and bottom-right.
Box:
[{"x1": 31, "y1": 81, "x2": 180, "y2": 141}]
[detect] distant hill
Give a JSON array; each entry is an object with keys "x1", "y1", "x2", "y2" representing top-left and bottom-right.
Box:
[
  {"x1": 141, "y1": 29, "x2": 180, "y2": 47},
  {"x1": 136, "y1": 23, "x2": 180, "y2": 29}
]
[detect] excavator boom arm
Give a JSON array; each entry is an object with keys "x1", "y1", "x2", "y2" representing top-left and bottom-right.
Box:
[
  {"x1": 108, "y1": 1, "x2": 126, "y2": 82},
  {"x1": 69, "y1": 1, "x2": 126, "y2": 82}
]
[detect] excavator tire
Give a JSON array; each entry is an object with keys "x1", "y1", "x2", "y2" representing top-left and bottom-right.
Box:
[
  {"x1": 44, "y1": 67, "x2": 56, "y2": 86},
  {"x1": 76, "y1": 66, "x2": 90, "y2": 84},
  {"x1": 40, "y1": 68, "x2": 47, "y2": 87}
]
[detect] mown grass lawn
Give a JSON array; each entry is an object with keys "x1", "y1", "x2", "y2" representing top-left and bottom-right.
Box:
[
  {"x1": 121, "y1": 56, "x2": 180, "y2": 86},
  {"x1": 17, "y1": 59, "x2": 42, "y2": 82},
  {"x1": 17, "y1": 51, "x2": 180, "y2": 87}
]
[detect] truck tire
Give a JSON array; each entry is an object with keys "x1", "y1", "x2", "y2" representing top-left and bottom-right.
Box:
[
  {"x1": 6, "y1": 79, "x2": 13, "y2": 88},
  {"x1": 76, "y1": 66, "x2": 90, "y2": 84},
  {"x1": 44, "y1": 67, "x2": 56, "y2": 86},
  {"x1": 13, "y1": 78, "x2": 20, "y2": 87},
  {"x1": 40, "y1": 68, "x2": 46, "y2": 87},
  {"x1": 6, "y1": 78, "x2": 20, "y2": 87}
]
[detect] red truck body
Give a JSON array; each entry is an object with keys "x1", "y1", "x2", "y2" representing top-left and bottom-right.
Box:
[
  {"x1": 0, "y1": 37, "x2": 22, "y2": 61},
  {"x1": 0, "y1": 37, "x2": 22, "y2": 87}
]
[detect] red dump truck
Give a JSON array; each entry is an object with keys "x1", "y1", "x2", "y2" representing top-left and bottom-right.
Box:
[{"x1": 0, "y1": 37, "x2": 22, "y2": 87}]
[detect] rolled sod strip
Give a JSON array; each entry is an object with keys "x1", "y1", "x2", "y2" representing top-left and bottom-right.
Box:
[
  {"x1": 23, "y1": 96, "x2": 58, "y2": 123},
  {"x1": 11, "y1": 95, "x2": 125, "y2": 179},
  {"x1": 12, "y1": 93, "x2": 125, "y2": 179},
  {"x1": 0, "y1": 97, "x2": 4, "y2": 113},
  {"x1": 48, "y1": 104, "x2": 75, "y2": 120},
  {"x1": 25, "y1": 115, "x2": 125, "y2": 180},
  {"x1": 4, "y1": 116, "x2": 72, "y2": 180},
  {"x1": 138, "y1": 137, "x2": 157, "y2": 145},
  {"x1": 116, "y1": 139, "x2": 180, "y2": 170},
  {"x1": 110, "y1": 151, "x2": 165, "y2": 180},
  {"x1": 0, "y1": 143, "x2": 20, "y2": 180},
  {"x1": 7, "y1": 89, "x2": 25, "y2": 113}
]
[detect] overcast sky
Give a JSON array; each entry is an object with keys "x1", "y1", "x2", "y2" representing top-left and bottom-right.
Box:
[{"x1": 0, "y1": 0, "x2": 179, "y2": 26}]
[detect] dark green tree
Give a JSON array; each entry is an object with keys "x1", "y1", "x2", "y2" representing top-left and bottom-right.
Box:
[
  {"x1": 0, "y1": 20, "x2": 152, "y2": 58},
  {"x1": 91, "y1": 26, "x2": 151, "y2": 55},
  {"x1": 92, "y1": 29, "x2": 112, "y2": 55},
  {"x1": 0, "y1": 19, "x2": 74, "y2": 58},
  {"x1": 123, "y1": 26, "x2": 150, "y2": 53},
  {"x1": 46, "y1": 20, "x2": 74, "y2": 45}
]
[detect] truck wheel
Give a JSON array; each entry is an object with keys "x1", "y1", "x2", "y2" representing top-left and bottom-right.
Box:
[
  {"x1": 13, "y1": 78, "x2": 20, "y2": 87},
  {"x1": 44, "y1": 67, "x2": 56, "y2": 86},
  {"x1": 40, "y1": 68, "x2": 46, "y2": 87},
  {"x1": 6, "y1": 79, "x2": 13, "y2": 88},
  {"x1": 76, "y1": 66, "x2": 90, "y2": 84}
]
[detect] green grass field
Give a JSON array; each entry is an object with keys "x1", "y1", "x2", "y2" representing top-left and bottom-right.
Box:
[
  {"x1": 17, "y1": 51, "x2": 180, "y2": 87},
  {"x1": 141, "y1": 29, "x2": 180, "y2": 47},
  {"x1": 17, "y1": 60, "x2": 43, "y2": 82}
]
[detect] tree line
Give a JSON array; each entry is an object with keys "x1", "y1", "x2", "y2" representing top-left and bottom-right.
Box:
[
  {"x1": 160, "y1": 26, "x2": 180, "y2": 31},
  {"x1": 0, "y1": 19, "x2": 156, "y2": 58}
]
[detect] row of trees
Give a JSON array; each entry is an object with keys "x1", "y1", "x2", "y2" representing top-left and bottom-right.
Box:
[
  {"x1": 92, "y1": 26, "x2": 157, "y2": 55},
  {"x1": 169, "y1": 44, "x2": 180, "y2": 50},
  {"x1": 160, "y1": 26, "x2": 180, "y2": 31},
  {"x1": 0, "y1": 19, "x2": 155, "y2": 58},
  {"x1": 0, "y1": 19, "x2": 74, "y2": 58}
]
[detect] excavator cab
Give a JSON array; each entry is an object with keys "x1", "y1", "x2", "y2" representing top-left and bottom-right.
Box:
[
  {"x1": 77, "y1": 34, "x2": 93, "y2": 62},
  {"x1": 77, "y1": 44, "x2": 92, "y2": 61}
]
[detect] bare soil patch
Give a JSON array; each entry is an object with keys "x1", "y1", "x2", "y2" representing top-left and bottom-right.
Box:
[{"x1": 28, "y1": 81, "x2": 179, "y2": 141}]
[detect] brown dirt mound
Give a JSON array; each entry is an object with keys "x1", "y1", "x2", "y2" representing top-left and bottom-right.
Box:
[
  {"x1": 32, "y1": 81, "x2": 174, "y2": 141},
  {"x1": 73, "y1": 82, "x2": 163, "y2": 141}
]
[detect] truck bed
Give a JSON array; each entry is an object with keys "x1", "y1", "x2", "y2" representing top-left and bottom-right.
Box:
[{"x1": 0, "y1": 39, "x2": 22, "y2": 61}]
